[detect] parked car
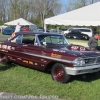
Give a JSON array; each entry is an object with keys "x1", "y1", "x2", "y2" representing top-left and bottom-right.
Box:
[
  {"x1": 37, "y1": 28, "x2": 44, "y2": 32},
  {"x1": 37, "y1": 27, "x2": 44, "y2": 32},
  {"x1": 2, "y1": 26, "x2": 15, "y2": 35},
  {"x1": 2, "y1": 26, "x2": 31, "y2": 35},
  {"x1": 0, "y1": 25, "x2": 7, "y2": 33},
  {"x1": 63, "y1": 27, "x2": 93, "y2": 37},
  {"x1": 65, "y1": 29, "x2": 89, "y2": 40},
  {"x1": 98, "y1": 35, "x2": 100, "y2": 40},
  {"x1": 0, "y1": 32, "x2": 100, "y2": 83},
  {"x1": 21, "y1": 26, "x2": 30, "y2": 32}
]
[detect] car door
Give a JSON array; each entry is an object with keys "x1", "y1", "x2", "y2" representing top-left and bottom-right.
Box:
[{"x1": 15, "y1": 34, "x2": 46, "y2": 70}]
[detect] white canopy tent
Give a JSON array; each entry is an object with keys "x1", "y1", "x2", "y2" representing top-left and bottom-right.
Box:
[
  {"x1": 4, "y1": 18, "x2": 37, "y2": 31},
  {"x1": 44, "y1": 2, "x2": 100, "y2": 31},
  {"x1": 4, "y1": 18, "x2": 34, "y2": 25}
]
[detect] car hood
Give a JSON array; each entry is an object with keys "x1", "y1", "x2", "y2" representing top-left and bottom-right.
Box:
[{"x1": 50, "y1": 44, "x2": 100, "y2": 57}]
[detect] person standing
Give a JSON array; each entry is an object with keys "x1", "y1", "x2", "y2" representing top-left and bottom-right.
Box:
[
  {"x1": 8, "y1": 22, "x2": 21, "y2": 41},
  {"x1": 14, "y1": 22, "x2": 21, "y2": 33},
  {"x1": 88, "y1": 33, "x2": 99, "y2": 51}
]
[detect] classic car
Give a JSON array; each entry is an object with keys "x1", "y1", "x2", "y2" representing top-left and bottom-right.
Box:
[{"x1": 0, "y1": 32, "x2": 100, "y2": 83}]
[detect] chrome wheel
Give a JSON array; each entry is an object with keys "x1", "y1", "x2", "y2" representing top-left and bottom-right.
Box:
[{"x1": 51, "y1": 63, "x2": 70, "y2": 83}]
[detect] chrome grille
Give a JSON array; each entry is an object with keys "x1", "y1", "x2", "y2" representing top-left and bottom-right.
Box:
[
  {"x1": 84, "y1": 56, "x2": 100, "y2": 65},
  {"x1": 96, "y1": 57, "x2": 100, "y2": 63},
  {"x1": 85, "y1": 58, "x2": 96, "y2": 64}
]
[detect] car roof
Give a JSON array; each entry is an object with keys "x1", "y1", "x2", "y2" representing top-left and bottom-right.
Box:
[
  {"x1": 16, "y1": 32, "x2": 61, "y2": 36},
  {"x1": 70, "y1": 27, "x2": 92, "y2": 30}
]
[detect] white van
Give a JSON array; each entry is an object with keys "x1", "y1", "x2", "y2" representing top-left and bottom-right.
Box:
[{"x1": 63, "y1": 27, "x2": 93, "y2": 37}]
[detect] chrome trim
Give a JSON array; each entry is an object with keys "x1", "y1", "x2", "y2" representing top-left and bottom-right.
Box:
[
  {"x1": 81, "y1": 56, "x2": 100, "y2": 59},
  {"x1": 3, "y1": 48, "x2": 100, "y2": 66},
  {"x1": 21, "y1": 52, "x2": 100, "y2": 66},
  {"x1": 75, "y1": 56, "x2": 100, "y2": 66},
  {"x1": 65, "y1": 64, "x2": 100, "y2": 75},
  {"x1": 22, "y1": 52, "x2": 73, "y2": 63}
]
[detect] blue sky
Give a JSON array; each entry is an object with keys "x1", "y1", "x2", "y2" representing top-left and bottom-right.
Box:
[
  {"x1": 60, "y1": 0, "x2": 68, "y2": 4},
  {"x1": 60, "y1": 0, "x2": 68, "y2": 13}
]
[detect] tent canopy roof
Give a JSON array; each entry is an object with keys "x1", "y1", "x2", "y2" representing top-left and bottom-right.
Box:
[
  {"x1": 44, "y1": 2, "x2": 100, "y2": 26},
  {"x1": 4, "y1": 18, "x2": 35, "y2": 26}
]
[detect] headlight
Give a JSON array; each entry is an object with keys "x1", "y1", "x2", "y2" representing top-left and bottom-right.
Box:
[{"x1": 73, "y1": 58, "x2": 85, "y2": 67}]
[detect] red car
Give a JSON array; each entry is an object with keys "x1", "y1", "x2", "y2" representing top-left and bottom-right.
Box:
[
  {"x1": 98, "y1": 35, "x2": 100, "y2": 40},
  {"x1": 0, "y1": 32, "x2": 100, "y2": 83}
]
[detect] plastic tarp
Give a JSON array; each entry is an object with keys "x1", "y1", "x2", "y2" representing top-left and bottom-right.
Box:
[{"x1": 44, "y1": 2, "x2": 100, "y2": 26}]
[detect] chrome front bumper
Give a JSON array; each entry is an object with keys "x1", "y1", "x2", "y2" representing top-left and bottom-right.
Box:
[{"x1": 65, "y1": 64, "x2": 100, "y2": 75}]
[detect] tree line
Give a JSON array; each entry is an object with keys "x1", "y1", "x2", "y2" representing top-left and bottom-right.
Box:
[{"x1": 0, "y1": 0, "x2": 99, "y2": 26}]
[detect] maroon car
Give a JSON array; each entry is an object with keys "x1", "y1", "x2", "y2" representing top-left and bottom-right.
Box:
[{"x1": 0, "y1": 32, "x2": 100, "y2": 83}]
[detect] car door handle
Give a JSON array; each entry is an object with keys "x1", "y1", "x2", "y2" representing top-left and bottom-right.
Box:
[{"x1": 22, "y1": 44, "x2": 28, "y2": 46}]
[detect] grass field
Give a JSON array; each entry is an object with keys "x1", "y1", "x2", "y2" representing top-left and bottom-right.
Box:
[
  {"x1": 68, "y1": 39, "x2": 100, "y2": 47},
  {"x1": 68, "y1": 39, "x2": 88, "y2": 47},
  {"x1": 0, "y1": 63, "x2": 100, "y2": 100}
]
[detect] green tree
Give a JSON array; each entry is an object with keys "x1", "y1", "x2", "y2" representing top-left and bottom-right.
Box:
[
  {"x1": 0, "y1": 0, "x2": 8, "y2": 22},
  {"x1": 29, "y1": 0, "x2": 61, "y2": 27},
  {"x1": 0, "y1": 0, "x2": 61, "y2": 26},
  {"x1": 8, "y1": 0, "x2": 33, "y2": 20}
]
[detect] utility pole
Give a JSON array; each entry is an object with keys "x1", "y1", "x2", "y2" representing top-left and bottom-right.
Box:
[
  {"x1": 92, "y1": 0, "x2": 93, "y2": 4},
  {"x1": 41, "y1": 12, "x2": 44, "y2": 28}
]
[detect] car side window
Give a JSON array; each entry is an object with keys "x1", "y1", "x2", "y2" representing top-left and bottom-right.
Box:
[
  {"x1": 71, "y1": 29, "x2": 79, "y2": 33},
  {"x1": 22, "y1": 34, "x2": 35, "y2": 45}
]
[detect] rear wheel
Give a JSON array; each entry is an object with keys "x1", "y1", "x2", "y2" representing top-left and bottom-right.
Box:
[
  {"x1": 0, "y1": 54, "x2": 9, "y2": 64},
  {"x1": 51, "y1": 63, "x2": 70, "y2": 83}
]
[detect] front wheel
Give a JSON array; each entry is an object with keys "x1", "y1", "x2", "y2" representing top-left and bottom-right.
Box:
[{"x1": 51, "y1": 63, "x2": 70, "y2": 83}]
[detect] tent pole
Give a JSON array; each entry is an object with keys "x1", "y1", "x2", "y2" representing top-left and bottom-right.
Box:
[
  {"x1": 44, "y1": 23, "x2": 47, "y2": 32},
  {"x1": 57, "y1": 26, "x2": 59, "y2": 34},
  {"x1": 97, "y1": 26, "x2": 100, "y2": 34}
]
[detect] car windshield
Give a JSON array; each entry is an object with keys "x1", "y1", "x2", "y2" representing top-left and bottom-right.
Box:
[{"x1": 38, "y1": 34, "x2": 70, "y2": 46}]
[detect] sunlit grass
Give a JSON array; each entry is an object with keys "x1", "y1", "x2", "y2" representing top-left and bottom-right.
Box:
[
  {"x1": 68, "y1": 39, "x2": 88, "y2": 46},
  {"x1": 0, "y1": 63, "x2": 100, "y2": 100},
  {"x1": 68, "y1": 39, "x2": 100, "y2": 46}
]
